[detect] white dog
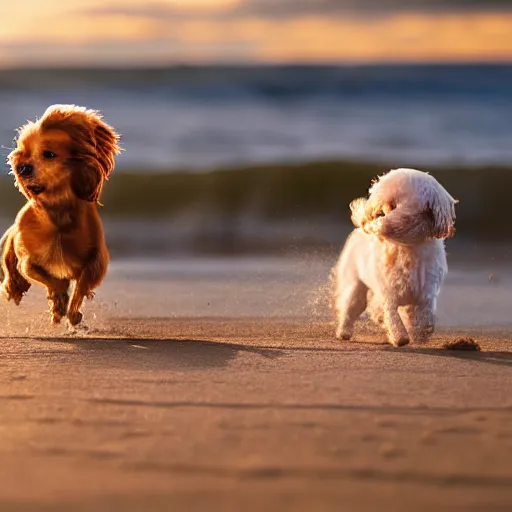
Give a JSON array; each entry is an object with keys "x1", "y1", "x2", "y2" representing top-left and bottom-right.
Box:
[{"x1": 334, "y1": 168, "x2": 457, "y2": 347}]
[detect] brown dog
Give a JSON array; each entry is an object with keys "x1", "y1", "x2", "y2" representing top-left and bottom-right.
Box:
[{"x1": 0, "y1": 104, "x2": 120, "y2": 326}]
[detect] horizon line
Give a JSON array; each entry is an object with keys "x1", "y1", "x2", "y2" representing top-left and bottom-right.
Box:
[{"x1": 1, "y1": 60, "x2": 512, "y2": 71}]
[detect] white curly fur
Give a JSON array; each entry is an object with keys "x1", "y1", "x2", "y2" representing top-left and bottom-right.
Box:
[{"x1": 334, "y1": 168, "x2": 457, "y2": 347}]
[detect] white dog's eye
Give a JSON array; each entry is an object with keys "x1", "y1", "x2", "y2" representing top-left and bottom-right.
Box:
[
  {"x1": 382, "y1": 203, "x2": 395, "y2": 214},
  {"x1": 376, "y1": 203, "x2": 395, "y2": 217}
]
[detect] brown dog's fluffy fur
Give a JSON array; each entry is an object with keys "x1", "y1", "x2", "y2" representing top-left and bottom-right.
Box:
[{"x1": 0, "y1": 104, "x2": 120, "y2": 325}]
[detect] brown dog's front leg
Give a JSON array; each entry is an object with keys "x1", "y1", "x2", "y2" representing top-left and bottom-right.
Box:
[
  {"x1": 19, "y1": 261, "x2": 70, "y2": 324},
  {"x1": 68, "y1": 249, "x2": 108, "y2": 326},
  {"x1": 1, "y1": 229, "x2": 31, "y2": 305}
]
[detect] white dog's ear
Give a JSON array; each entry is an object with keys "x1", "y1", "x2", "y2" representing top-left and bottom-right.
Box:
[{"x1": 426, "y1": 192, "x2": 457, "y2": 239}]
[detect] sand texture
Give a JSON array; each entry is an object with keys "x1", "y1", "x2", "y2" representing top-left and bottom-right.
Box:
[{"x1": 1, "y1": 257, "x2": 512, "y2": 511}]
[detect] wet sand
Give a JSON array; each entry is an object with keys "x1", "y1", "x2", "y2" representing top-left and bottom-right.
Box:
[{"x1": 1, "y1": 257, "x2": 512, "y2": 511}]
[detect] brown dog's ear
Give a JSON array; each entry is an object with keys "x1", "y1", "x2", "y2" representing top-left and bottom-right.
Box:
[
  {"x1": 70, "y1": 160, "x2": 103, "y2": 202},
  {"x1": 74, "y1": 112, "x2": 120, "y2": 201},
  {"x1": 71, "y1": 112, "x2": 120, "y2": 202},
  {"x1": 88, "y1": 112, "x2": 121, "y2": 181}
]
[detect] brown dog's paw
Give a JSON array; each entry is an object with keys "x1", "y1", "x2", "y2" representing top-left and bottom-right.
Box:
[
  {"x1": 1, "y1": 280, "x2": 29, "y2": 305},
  {"x1": 48, "y1": 292, "x2": 69, "y2": 324},
  {"x1": 68, "y1": 311, "x2": 83, "y2": 326}
]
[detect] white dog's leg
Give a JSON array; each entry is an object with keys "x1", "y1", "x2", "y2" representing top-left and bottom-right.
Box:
[
  {"x1": 367, "y1": 290, "x2": 384, "y2": 327},
  {"x1": 401, "y1": 301, "x2": 436, "y2": 345},
  {"x1": 383, "y1": 302, "x2": 409, "y2": 347},
  {"x1": 335, "y1": 279, "x2": 368, "y2": 340}
]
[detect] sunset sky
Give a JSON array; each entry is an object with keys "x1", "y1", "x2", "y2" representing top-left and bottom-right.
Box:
[{"x1": 1, "y1": 0, "x2": 512, "y2": 66}]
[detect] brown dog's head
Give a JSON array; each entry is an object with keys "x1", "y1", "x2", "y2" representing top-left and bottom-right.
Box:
[{"x1": 8, "y1": 105, "x2": 120, "y2": 204}]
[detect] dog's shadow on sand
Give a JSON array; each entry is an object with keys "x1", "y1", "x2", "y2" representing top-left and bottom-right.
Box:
[
  {"x1": 348, "y1": 339, "x2": 512, "y2": 367},
  {"x1": 27, "y1": 336, "x2": 286, "y2": 372},
  {"x1": 353, "y1": 326, "x2": 512, "y2": 367},
  {"x1": 403, "y1": 346, "x2": 512, "y2": 368}
]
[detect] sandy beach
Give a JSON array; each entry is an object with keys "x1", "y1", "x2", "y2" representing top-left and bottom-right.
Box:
[{"x1": 1, "y1": 256, "x2": 512, "y2": 511}]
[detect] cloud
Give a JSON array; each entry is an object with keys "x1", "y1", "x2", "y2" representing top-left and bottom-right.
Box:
[
  {"x1": 85, "y1": 0, "x2": 512, "y2": 21},
  {"x1": 230, "y1": 1, "x2": 512, "y2": 18},
  {"x1": 3, "y1": 1, "x2": 512, "y2": 66},
  {"x1": 0, "y1": 36, "x2": 258, "y2": 66},
  {"x1": 0, "y1": 39, "x2": 175, "y2": 66}
]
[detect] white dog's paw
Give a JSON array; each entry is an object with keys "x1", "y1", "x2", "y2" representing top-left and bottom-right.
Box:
[
  {"x1": 336, "y1": 326, "x2": 352, "y2": 341},
  {"x1": 410, "y1": 321, "x2": 435, "y2": 345},
  {"x1": 389, "y1": 336, "x2": 410, "y2": 348},
  {"x1": 410, "y1": 333, "x2": 432, "y2": 346}
]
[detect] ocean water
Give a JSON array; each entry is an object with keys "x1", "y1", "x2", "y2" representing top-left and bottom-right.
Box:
[{"x1": 1, "y1": 64, "x2": 511, "y2": 171}]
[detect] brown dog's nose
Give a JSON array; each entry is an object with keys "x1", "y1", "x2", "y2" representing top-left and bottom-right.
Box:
[{"x1": 17, "y1": 163, "x2": 34, "y2": 177}]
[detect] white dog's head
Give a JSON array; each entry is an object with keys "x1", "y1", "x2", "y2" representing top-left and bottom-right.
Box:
[{"x1": 350, "y1": 168, "x2": 457, "y2": 245}]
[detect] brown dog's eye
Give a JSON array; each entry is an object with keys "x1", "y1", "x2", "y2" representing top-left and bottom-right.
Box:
[{"x1": 42, "y1": 150, "x2": 57, "y2": 159}]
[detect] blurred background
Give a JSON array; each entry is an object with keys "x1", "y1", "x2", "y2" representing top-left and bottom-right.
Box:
[{"x1": 1, "y1": 0, "x2": 512, "y2": 257}]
